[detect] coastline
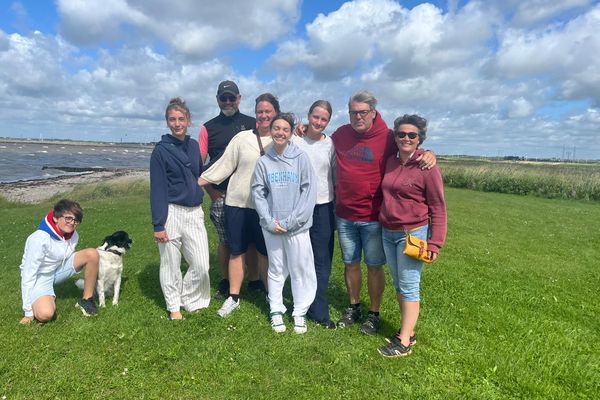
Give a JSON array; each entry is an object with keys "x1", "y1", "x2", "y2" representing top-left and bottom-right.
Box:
[
  {"x1": 0, "y1": 169, "x2": 149, "y2": 204},
  {"x1": 0, "y1": 137, "x2": 154, "y2": 149}
]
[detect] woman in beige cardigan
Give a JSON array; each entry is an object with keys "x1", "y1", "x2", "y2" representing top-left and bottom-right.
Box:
[{"x1": 198, "y1": 93, "x2": 279, "y2": 318}]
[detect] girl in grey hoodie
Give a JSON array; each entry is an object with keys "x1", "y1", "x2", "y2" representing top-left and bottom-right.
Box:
[{"x1": 252, "y1": 113, "x2": 317, "y2": 334}]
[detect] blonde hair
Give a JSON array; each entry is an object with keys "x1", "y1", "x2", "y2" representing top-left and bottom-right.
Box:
[{"x1": 165, "y1": 97, "x2": 191, "y2": 123}]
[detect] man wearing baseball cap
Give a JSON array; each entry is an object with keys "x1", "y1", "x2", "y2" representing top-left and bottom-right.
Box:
[{"x1": 198, "y1": 81, "x2": 264, "y2": 299}]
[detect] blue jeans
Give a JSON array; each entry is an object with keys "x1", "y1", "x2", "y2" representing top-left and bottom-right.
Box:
[
  {"x1": 382, "y1": 225, "x2": 428, "y2": 302},
  {"x1": 336, "y1": 217, "x2": 386, "y2": 267}
]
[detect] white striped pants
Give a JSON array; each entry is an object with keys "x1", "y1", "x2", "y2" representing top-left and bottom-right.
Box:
[
  {"x1": 158, "y1": 204, "x2": 210, "y2": 312},
  {"x1": 264, "y1": 229, "x2": 317, "y2": 317}
]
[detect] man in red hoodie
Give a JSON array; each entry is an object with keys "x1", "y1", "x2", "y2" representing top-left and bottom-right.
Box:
[{"x1": 333, "y1": 90, "x2": 435, "y2": 335}]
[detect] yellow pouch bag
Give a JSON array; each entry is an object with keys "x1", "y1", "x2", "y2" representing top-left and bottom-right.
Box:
[{"x1": 403, "y1": 232, "x2": 431, "y2": 263}]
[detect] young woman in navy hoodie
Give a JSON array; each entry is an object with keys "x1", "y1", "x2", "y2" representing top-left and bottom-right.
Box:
[{"x1": 150, "y1": 98, "x2": 210, "y2": 321}]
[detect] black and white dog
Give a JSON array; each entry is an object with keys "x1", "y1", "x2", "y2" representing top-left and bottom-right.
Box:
[{"x1": 76, "y1": 231, "x2": 132, "y2": 307}]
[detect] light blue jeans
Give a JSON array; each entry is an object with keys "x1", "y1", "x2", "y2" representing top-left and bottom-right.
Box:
[{"x1": 382, "y1": 225, "x2": 429, "y2": 302}]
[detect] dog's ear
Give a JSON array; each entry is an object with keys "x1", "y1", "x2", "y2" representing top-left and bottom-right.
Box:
[{"x1": 102, "y1": 234, "x2": 112, "y2": 245}]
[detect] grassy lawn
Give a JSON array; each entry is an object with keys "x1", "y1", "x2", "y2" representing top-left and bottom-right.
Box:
[{"x1": 0, "y1": 184, "x2": 598, "y2": 399}]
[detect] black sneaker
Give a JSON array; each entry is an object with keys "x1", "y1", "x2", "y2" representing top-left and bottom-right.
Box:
[
  {"x1": 337, "y1": 307, "x2": 362, "y2": 328},
  {"x1": 76, "y1": 297, "x2": 98, "y2": 317},
  {"x1": 248, "y1": 279, "x2": 266, "y2": 294},
  {"x1": 378, "y1": 342, "x2": 412, "y2": 357},
  {"x1": 385, "y1": 331, "x2": 417, "y2": 346},
  {"x1": 360, "y1": 312, "x2": 380, "y2": 335},
  {"x1": 317, "y1": 320, "x2": 337, "y2": 330},
  {"x1": 214, "y1": 279, "x2": 229, "y2": 300}
]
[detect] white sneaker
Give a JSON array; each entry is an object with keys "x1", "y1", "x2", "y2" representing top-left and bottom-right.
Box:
[
  {"x1": 293, "y1": 315, "x2": 307, "y2": 334},
  {"x1": 217, "y1": 296, "x2": 240, "y2": 318},
  {"x1": 270, "y1": 312, "x2": 286, "y2": 333}
]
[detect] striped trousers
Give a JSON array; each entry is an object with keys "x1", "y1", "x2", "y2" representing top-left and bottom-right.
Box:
[{"x1": 158, "y1": 204, "x2": 210, "y2": 312}]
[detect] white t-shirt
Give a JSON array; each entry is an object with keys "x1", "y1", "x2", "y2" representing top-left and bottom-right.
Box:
[{"x1": 292, "y1": 134, "x2": 335, "y2": 205}]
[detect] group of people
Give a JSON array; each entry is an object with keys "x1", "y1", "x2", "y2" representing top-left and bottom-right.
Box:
[
  {"x1": 149, "y1": 81, "x2": 448, "y2": 356},
  {"x1": 19, "y1": 80, "x2": 447, "y2": 358}
]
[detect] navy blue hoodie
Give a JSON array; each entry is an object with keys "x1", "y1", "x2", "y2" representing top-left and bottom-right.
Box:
[{"x1": 150, "y1": 134, "x2": 203, "y2": 232}]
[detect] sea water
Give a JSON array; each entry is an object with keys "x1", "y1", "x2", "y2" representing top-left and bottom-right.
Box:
[{"x1": 0, "y1": 140, "x2": 153, "y2": 183}]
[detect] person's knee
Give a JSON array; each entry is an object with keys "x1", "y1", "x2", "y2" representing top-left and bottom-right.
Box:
[
  {"x1": 34, "y1": 308, "x2": 56, "y2": 323},
  {"x1": 398, "y1": 285, "x2": 420, "y2": 302},
  {"x1": 345, "y1": 261, "x2": 361, "y2": 271},
  {"x1": 77, "y1": 247, "x2": 99, "y2": 264},
  {"x1": 367, "y1": 266, "x2": 385, "y2": 278},
  {"x1": 88, "y1": 248, "x2": 100, "y2": 262}
]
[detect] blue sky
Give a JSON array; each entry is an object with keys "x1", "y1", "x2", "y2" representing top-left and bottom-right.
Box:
[{"x1": 1, "y1": 0, "x2": 599, "y2": 159}]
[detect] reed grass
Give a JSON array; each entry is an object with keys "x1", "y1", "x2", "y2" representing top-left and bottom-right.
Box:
[{"x1": 439, "y1": 158, "x2": 600, "y2": 201}]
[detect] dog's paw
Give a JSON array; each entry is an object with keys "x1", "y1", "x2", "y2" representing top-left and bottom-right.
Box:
[
  {"x1": 99, "y1": 302, "x2": 107, "y2": 308},
  {"x1": 112, "y1": 302, "x2": 119, "y2": 306}
]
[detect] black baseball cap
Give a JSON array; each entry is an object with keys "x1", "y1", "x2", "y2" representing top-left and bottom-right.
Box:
[{"x1": 217, "y1": 80, "x2": 239, "y2": 96}]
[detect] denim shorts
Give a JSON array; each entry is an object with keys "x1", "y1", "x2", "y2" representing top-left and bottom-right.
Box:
[
  {"x1": 224, "y1": 205, "x2": 267, "y2": 256},
  {"x1": 336, "y1": 217, "x2": 386, "y2": 267},
  {"x1": 382, "y1": 225, "x2": 428, "y2": 302},
  {"x1": 29, "y1": 254, "x2": 77, "y2": 303}
]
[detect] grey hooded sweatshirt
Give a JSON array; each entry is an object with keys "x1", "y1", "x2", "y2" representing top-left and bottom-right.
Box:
[{"x1": 252, "y1": 141, "x2": 317, "y2": 235}]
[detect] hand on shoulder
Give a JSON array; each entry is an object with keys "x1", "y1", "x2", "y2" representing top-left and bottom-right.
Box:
[{"x1": 416, "y1": 150, "x2": 436, "y2": 170}]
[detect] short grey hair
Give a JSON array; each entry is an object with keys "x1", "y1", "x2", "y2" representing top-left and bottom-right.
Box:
[{"x1": 348, "y1": 90, "x2": 377, "y2": 110}]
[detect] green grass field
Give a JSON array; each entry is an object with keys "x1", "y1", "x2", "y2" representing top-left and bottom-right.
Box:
[{"x1": 0, "y1": 181, "x2": 598, "y2": 399}]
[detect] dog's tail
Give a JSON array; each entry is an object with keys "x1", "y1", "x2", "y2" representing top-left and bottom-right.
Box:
[{"x1": 75, "y1": 279, "x2": 85, "y2": 290}]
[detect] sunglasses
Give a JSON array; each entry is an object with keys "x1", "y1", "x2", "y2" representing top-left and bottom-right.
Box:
[
  {"x1": 219, "y1": 95, "x2": 237, "y2": 103},
  {"x1": 395, "y1": 131, "x2": 418, "y2": 139}
]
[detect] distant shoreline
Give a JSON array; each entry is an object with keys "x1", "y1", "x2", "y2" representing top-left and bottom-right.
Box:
[{"x1": 0, "y1": 137, "x2": 154, "y2": 149}]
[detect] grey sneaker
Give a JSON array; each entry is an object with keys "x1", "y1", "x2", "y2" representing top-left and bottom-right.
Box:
[
  {"x1": 76, "y1": 298, "x2": 98, "y2": 317},
  {"x1": 293, "y1": 315, "x2": 307, "y2": 334},
  {"x1": 360, "y1": 312, "x2": 380, "y2": 336},
  {"x1": 270, "y1": 312, "x2": 286, "y2": 333},
  {"x1": 385, "y1": 331, "x2": 417, "y2": 346},
  {"x1": 337, "y1": 307, "x2": 362, "y2": 328},
  {"x1": 378, "y1": 342, "x2": 413, "y2": 357},
  {"x1": 217, "y1": 296, "x2": 240, "y2": 318}
]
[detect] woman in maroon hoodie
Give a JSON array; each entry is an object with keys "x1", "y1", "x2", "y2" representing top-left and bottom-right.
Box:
[{"x1": 377, "y1": 114, "x2": 447, "y2": 357}]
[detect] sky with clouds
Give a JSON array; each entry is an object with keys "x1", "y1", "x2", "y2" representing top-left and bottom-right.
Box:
[{"x1": 1, "y1": 0, "x2": 599, "y2": 159}]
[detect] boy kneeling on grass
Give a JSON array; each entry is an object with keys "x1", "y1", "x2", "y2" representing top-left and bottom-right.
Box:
[
  {"x1": 19, "y1": 199, "x2": 100, "y2": 324},
  {"x1": 252, "y1": 112, "x2": 318, "y2": 334}
]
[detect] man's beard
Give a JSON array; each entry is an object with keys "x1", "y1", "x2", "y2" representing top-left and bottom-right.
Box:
[{"x1": 221, "y1": 107, "x2": 238, "y2": 117}]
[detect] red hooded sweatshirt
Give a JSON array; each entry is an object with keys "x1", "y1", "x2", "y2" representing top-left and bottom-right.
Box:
[{"x1": 332, "y1": 111, "x2": 399, "y2": 221}]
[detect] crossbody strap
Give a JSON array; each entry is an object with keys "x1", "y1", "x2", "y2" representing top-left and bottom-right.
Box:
[{"x1": 254, "y1": 129, "x2": 265, "y2": 156}]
